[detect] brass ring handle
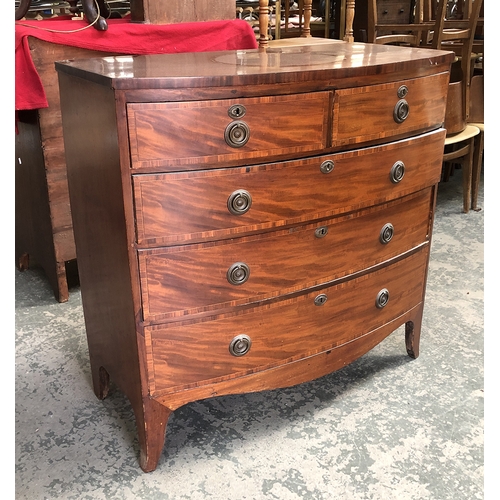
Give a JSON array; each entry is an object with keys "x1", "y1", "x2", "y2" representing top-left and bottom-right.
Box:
[
  {"x1": 224, "y1": 120, "x2": 250, "y2": 148},
  {"x1": 227, "y1": 189, "x2": 252, "y2": 215},
  {"x1": 379, "y1": 223, "x2": 394, "y2": 244},
  {"x1": 393, "y1": 99, "x2": 409, "y2": 123},
  {"x1": 376, "y1": 288, "x2": 390, "y2": 309},
  {"x1": 227, "y1": 262, "x2": 250, "y2": 285},
  {"x1": 229, "y1": 334, "x2": 252, "y2": 356},
  {"x1": 390, "y1": 161, "x2": 405, "y2": 184}
]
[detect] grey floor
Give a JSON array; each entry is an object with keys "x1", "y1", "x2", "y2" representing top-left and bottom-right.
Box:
[{"x1": 15, "y1": 169, "x2": 485, "y2": 500}]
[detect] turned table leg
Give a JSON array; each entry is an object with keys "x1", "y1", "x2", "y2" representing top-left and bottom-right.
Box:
[
  {"x1": 343, "y1": 0, "x2": 355, "y2": 42},
  {"x1": 259, "y1": 0, "x2": 270, "y2": 47},
  {"x1": 301, "y1": 0, "x2": 313, "y2": 38}
]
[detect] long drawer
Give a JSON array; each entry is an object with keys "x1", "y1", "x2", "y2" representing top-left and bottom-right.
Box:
[
  {"x1": 133, "y1": 129, "x2": 445, "y2": 247},
  {"x1": 144, "y1": 248, "x2": 429, "y2": 395},
  {"x1": 138, "y1": 189, "x2": 432, "y2": 322}
]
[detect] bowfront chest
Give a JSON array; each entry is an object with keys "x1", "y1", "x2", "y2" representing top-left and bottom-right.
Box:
[{"x1": 56, "y1": 41, "x2": 453, "y2": 472}]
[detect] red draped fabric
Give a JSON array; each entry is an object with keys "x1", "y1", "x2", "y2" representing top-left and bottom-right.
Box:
[{"x1": 15, "y1": 17, "x2": 258, "y2": 110}]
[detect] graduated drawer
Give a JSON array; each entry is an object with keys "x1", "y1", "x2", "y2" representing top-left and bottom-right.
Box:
[
  {"x1": 144, "y1": 247, "x2": 429, "y2": 395},
  {"x1": 332, "y1": 72, "x2": 449, "y2": 147},
  {"x1": 138, "y1": 189, "x2": 433, "y2": 322},
  {"x1": 127, "y1": 92, "x2": 330, "y2": 170},
  {"x1": 133, "y1": 129, "x2": 445, "y2": 247}
]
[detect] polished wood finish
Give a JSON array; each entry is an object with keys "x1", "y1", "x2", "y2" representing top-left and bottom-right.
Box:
[
  {"x1": 15, "y1": 38, "x2": 114, "y2": 302},
  {"x1": 132, "y1": 130, "x2": 445, "y2": 247},
  {"x1": 333, "y1": 73, "x2": 449, "y2": 145},
  {"x1": 138, "y1": 192, "x2": 433, "y2": 322},
  {"x1": 127, "y1": 92, "x2": 330, "y2": 168},
  {"x1": 147, "y1": 249, "x2": 430, "y2": 393},
  {"x1": 56, "y1": 41, "x2": 452, "y2": 472}
]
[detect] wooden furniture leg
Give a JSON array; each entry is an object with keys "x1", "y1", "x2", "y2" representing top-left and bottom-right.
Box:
[
  {"x1": 137, "y1": 399, "x2": 173, "y2": 473},
  {"x1": 405, "y1": 303, "x2": 424, "y2": 359},
  {"x1": 259, "y1": 0, "x2": 270, "y2": 47},
  {"x1": 470, "y1": 125, "x2": 484, "y2": 211},
  {"x1": 90, "y1": 363, "x2": 172, "y2": 473},
  {"x1": 301, "y1": 0, "x2": 313, "y2": 38},
  {"x1": 344, "y1": 0, "x2": 355, "y2": 42}
]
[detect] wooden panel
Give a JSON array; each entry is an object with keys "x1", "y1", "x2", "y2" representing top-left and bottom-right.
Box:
[
  {"x1": 131, "y1": 0, "x2": 236, "y2": 24},
  {"x1": 377, "y1": 0, "x2": 414, "y2": 25},
  {"x1": 333, "y1": 72, "x2": 449, "y2": 146},
  {"x1": 16, "y1": 38, "x2": 115, "y2": 301},
  {"x1": 146, "y1": 248, "x2": 429, "y2": 394},
  {"x1": 127, "y1": 92, "x2": 330, "y2": 169},
  {"x1": 138, "y1": 190, "x2": 432, "y2": 321},
  {"x1": 133, "y1": 129, "x2": 445, "y2": 246}
]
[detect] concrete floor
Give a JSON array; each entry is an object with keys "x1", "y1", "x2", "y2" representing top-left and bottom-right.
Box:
[{"x1": 15, "y1": 169, "x2": 484, "y2": 500}]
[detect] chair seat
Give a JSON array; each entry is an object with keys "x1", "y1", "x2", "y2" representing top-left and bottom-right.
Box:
[
  {"x1": 468, "y1": 122, "x2": 484, "y2": 132},
  {"x1": 267, "y1": 37, "x2": 338, "y2": 48},
  {"x1": 444, "y1": 124, "x2": 480, "y2": 145},
  {"x1": 442, "y1": 124, "x2": 481, "y2": 213}
]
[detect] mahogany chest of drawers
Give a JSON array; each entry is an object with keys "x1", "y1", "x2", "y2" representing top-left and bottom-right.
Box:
[{"x1": 56, "y1": 41, "x2": 453, "y2": 472}]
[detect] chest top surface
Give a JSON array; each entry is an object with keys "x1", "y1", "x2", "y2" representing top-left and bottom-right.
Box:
[{"x1": 55, "y1": 40, "x2": 454, "y2": 91}]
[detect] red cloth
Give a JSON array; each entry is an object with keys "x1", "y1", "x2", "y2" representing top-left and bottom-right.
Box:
[{"x1": 15, "y1": 18, "x2": 258, "y2": 110}]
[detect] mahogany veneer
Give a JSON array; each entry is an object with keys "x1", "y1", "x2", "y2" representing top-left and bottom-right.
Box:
[{"x1": 56, "y1": 40, "x2": 453, "y2": 472}]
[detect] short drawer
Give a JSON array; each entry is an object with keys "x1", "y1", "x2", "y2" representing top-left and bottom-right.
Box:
[
  {"x1": 144, "y1": 247, "x2": 429, "y2": 394},
  {"x1": 133, "y1": 129, "x2": 445, "y2": 246},
  {"x1": 332, "y1": 72, "x2": 449, "y2": 147},
  {"x1": 138, "y1": 190, "x2": 432, "y2": 322},
  {"x1": 377, "y1": 0, "x2": 413, "y2": 24},
  {"x1": 127, "y1": 92, "x2": 330, "y2": 170}
]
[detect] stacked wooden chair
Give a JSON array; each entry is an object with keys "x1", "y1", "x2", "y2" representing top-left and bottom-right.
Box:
[
  {"x1": 432, "y1": 0, "x2": 484, "y2": 213},
  {"x1": 368, "y1": 0, "x2": 484, "y2": 213}
]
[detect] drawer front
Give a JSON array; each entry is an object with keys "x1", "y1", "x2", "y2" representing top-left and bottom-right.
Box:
[
  {"x1": 332, "y1": 72, "x2": 449, "y2": 146},
  {"x1": 127, "y1": 92, "x2": 330, "y2": 170},
  {"x1": 377, "y1": 0, "x2": 413, "y2": 24},
  {"x1": 133, "y1": 129, "x2": 445, "y2": 246},
  {"x1": 138, "y1": 190, "x2": 432, "y2": 322},
  {"x1": 145, "y1": 248, "x2": 429, "y2": 394}
]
